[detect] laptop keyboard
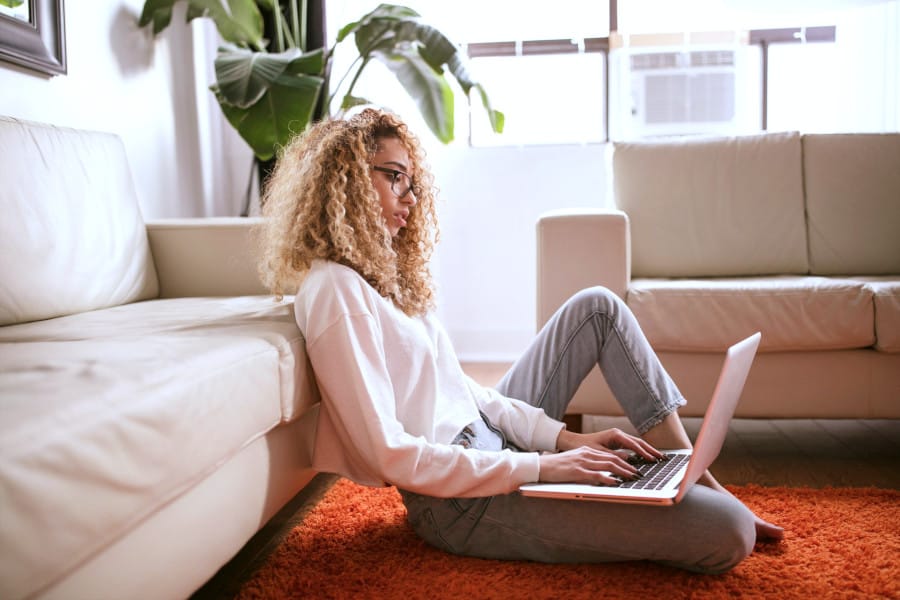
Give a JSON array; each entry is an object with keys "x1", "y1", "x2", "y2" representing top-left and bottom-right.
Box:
[{"x1": 617, "y1": 453, "x2": 690, "y2": 490}]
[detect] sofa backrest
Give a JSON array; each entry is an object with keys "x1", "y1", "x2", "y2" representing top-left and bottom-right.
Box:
[
  {"x1": 613, "y1": 131, "x2": 808, "y2": 278},
  {"x1": 0, "y1": 117, "x2": 158, "y2": 326},
  {"x1": 803, "y1": 133, "x2": 900, "y2": 275}
]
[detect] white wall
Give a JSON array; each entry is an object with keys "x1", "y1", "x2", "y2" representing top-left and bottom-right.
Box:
[
  {"x1": 0, "y1": 0, "x2": 251, "y2": 219},
  {"x1": 429, "y1": 143, "x2": 611, "y2": 361}
]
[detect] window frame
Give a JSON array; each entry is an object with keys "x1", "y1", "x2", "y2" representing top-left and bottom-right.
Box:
[
  {"x1": 466, "y1": 37, "x2": 611, "y2": 145},
  {"x1": 462, "y1": 0, "x2": 839, "y2": 143},
  {"x1": 749, "y1": 26, "x2": 837, "y2": 130}
]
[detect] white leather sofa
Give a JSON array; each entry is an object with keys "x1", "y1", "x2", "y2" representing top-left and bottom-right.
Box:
[
  {"x1": 537, "y1": 131, "x2": 900, "y2": 422},
  {"x1": 0, "y1": 117, "x2": 320, "y2": 599}
]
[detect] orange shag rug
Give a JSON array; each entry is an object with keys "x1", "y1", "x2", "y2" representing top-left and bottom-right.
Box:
[{"x1": 237, "y1": 479, "x2": 900, "y2": 599}]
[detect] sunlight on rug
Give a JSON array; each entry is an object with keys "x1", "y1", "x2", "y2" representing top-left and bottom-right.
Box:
[{"x1": 237, "y1": 479, "x2": 900, "y2": 599}]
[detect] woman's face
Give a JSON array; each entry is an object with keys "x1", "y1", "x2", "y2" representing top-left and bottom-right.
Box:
[{"x1": 370, "y1": 136, "x2": 417, "y2": 237}]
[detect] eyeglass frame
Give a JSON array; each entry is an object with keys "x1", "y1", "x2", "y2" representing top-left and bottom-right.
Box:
[{"x1": 372, "y1": 165, "x2": 420, "y2": 199}]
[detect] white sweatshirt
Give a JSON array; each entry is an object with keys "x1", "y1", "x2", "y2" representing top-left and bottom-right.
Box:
[{"x1": 294, "y1": 260, "x2": 564, "y2": 498}]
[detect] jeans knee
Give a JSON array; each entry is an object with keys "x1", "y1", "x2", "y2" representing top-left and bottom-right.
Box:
[
  {"x1": 566, "y1": 286, "x2": 622, "y2": 317},
  {"x1": 710, "y1": 526, "x2": 754, "y2": 574},
  {"x1": 698, "y1": 504, "x2": 756, "y2": 574}
]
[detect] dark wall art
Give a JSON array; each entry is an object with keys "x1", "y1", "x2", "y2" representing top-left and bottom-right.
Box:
[{"x1": 0, "y1": 0, "x2": 66, "y2": 76}]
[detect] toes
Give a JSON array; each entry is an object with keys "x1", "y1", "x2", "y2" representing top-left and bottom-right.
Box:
[{"x1": 755, "y1": 519, "x2": 785, "y2": 541}]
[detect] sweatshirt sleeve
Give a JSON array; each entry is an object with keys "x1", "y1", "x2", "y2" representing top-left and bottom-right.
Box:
[
  {"x1": 305, "y1": 311, "x2": 543, "y2": 498},
  {"x1": 467, "y1": 377, "x2": 565, "y2": 452}
]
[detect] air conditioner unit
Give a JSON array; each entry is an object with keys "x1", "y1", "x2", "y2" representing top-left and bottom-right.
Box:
[{"x1": 625, "y1": 48, "x2": 741, "y2": 137}]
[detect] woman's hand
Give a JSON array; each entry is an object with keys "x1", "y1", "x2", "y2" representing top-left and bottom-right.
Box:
[
  {"x1": 538, "y1": 427, "x2": 668, "y2": 485},
  {"x1": 557, "y1": 427, "x2": 666, "y2": 462},
  {"x1": 538, "y1": 445, "x2": 642, "y2": 485}
]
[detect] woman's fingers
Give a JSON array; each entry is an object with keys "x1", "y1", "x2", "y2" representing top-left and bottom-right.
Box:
[
  {"x1": 605, "y1": 429, "x2": 666, "y2": 461},
  {"x1": 577, "y1": 447, "x2": 640, "y2": 480},
  {"x1": 587, "y1": 469, "x2": 629, "y2": 486},
  {"x1": 539, "y1": 446, "x2": 642, "y2": 484},
  {"x1": 632, "y1": 438, "x2": 667, "y2": 461}
]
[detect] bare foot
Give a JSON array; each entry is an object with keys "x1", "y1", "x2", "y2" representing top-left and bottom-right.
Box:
[
  {"x1": 755, "y1": 516, "x2": 784, "y2": 541},
  {"x1": 700, "y1": 471, "x2": 784, "y2": 543}
]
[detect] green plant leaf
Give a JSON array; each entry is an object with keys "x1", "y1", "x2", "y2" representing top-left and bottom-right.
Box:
[
  {"x1": 214, "y1": 45, "x2": 322, "y2": 108},
  {"x1": 350, "y1": 12, "x2": 504, "y2": 137},
  {"x1": 141, "y1": 1, "x2": 503, "y2": 162},
  {"x1": 446, "y1": 54, "x2": 505, "y2": 134},
  {"x1": 0, "y1": 0, "x2": 26, "y2": 8},
  {"x1": 213, "y1": 75, "x2": 324, "y2": 161},
  {"x1": 138, "y1": 0, "x2": 176, "y2": 34},
  {"x1": 411, "y1": 23, "x2": 457, "y2": 73},
  {"x1": 139, "y1": 0, "x2": 264, "y2": 48},
  {"x1": 283, "y1": 47, "x2": 325, "y2": 75},
  {"x1": 340, "y1": 94, "x2": 372, "y2": 110},
  {"x1": 372, "y1": 46, "x2": 455, "y2": 143},
  {"x1": 209, "y1": 0, "x2": 263, "y2": 46},
  {"x1": 336, "y1": 3, "x2": 420, "y2": 44},
  {"x1": 473, "y1": 83, "x2": 505, "y2": 134},
  {"x1": 354, "y1": 17, "x2": 411, "y2": 57}
]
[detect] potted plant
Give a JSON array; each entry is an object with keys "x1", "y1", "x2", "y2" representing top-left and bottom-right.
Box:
[{"x1": 138, "y1": 1, "x2": 504, "y2": 164}]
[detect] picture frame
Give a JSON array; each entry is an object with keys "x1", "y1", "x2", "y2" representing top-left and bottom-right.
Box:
[{"x1": 0, "y1": 0, "x2": 66, "y2": 76}]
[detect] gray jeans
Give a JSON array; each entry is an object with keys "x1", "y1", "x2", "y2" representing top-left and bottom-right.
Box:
[{"x1": 399, "y1": 287, "x2": 755, "y2": 573}]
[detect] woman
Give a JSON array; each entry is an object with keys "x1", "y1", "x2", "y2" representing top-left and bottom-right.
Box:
[{"x1": 258, "y1": 108, "x2": 782, "y2": 574}]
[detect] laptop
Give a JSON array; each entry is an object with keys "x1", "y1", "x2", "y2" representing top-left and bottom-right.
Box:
[{"x1": 519, "y1": 332, "x2": 761, "y2": 506}]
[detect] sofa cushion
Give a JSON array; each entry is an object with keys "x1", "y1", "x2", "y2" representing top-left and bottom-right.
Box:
[
  {"x1": 850, "y1": 277, "x2": 900, "y2": 353},
  {"x1": 0, "y1": 117, "x2": 158, "y2": 327},
  {"x1": 626, "y1": 276, "x2": 874, "y2": 352},
  {"x1": 0, "y1": 296, "x2": 315, "y2": 597},
  {"x1": 803, "y1": 133, "x2": 900, "y2": 275},
  {"x1": 613, "y1": 131, "x2": 808, "y2": 278}
]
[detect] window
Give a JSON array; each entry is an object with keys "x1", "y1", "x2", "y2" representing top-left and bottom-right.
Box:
[
  {"x1": 326, "y1": 0, "x2": 898, "y2": 146},
  {"x1": 764, "y1": 20, "x2": 896, "y2": 133},
  {"x1": 325, "y1": 0, "x2": 611, "y2": 146},
  {"x1": 467, "y1": 44, "x2": 607, "y2": 146},
  {"x1": 615, "y1": 1, "x2": 898, "y2": 137}
]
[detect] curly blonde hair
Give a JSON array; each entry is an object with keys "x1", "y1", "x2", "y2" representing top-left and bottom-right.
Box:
[{"x1": 257, "y1": 109, "x2": 439, "y2": 316}]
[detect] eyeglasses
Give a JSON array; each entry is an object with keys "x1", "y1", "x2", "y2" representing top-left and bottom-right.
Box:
[{"x1": 372, "y1": 166, "x2": 420, "y2": 199}]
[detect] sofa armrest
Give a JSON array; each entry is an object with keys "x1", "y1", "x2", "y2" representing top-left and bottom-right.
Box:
[
  {"x1": 146, "y1": 218, "x2": 269, "y2": 298},
  {"x1": 536, "y1": 208, "x2": 631, "y2": 327}
]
